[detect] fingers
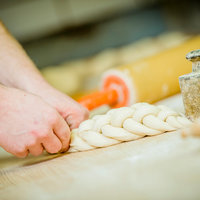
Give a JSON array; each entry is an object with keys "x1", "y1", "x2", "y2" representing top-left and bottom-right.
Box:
[
  {"x1": 53, "y1": 115, "x2": 71, "y2": 152},
  {"x1": 18, "y1": 133, "x2": 44, "y2": 156},
  {"x1": 28, "y1": 143, "x2": 44, "y2": 156},
  {"x1": 66, "y1": 115, "x2": 78, "y2": 130},
  {"x1": 0, "y1": 134, "x2": 29, "y2": 158},
  {"x1": 1, "y1": 127, "x2": 67, "y2": 157},
  {"x1": 42, "y1": 131, "x2": 62, "y2": 154},
  {"x1": 14, "y1": 149, "x2": 29, "y2": 158},
  {"x1": 15, "y1": 130, "x2": 62, "y2": 156},
  {"x1": 15, "y1": 131, "x2": 61, "y2": 156},
  {"x1": 66, "y1": 107, "x2": 89, "y2": 130}
]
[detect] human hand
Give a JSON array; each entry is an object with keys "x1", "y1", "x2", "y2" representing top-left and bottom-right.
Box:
[
  {"x1": 0, "y1": 87, "x2": 70, "y2": 157},
  {"x1": 33, "y1": 85, "x2": 89, "y2": 130},
  {"x1": 0, "y1": 22, "x2": 88, "y2": 131}
]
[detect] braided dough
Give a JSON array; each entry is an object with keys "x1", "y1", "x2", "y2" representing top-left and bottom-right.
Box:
[{"x1": 69, "y1": 103, "x2": 192, "y2": 152}]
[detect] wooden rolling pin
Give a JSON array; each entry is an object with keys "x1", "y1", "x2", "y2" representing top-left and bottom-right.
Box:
[{"x1": 79, "y1": 36, "x2": 200, "y2": 110}]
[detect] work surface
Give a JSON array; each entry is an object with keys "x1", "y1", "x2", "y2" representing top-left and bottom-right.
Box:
[{"x1": 1, "y1": 95, "x2": 200, "y2": 200}]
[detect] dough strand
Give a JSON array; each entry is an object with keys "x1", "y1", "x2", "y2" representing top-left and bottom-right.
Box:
[{"x1": 69, "y1": 103, "x2": 192, "y2": 152}]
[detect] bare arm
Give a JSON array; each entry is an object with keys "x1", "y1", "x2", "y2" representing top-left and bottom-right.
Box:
[
  {"x1": 0, "y1": 21, "x2": 89, "y2": 129},
  {"x1": 0, "y1": 21, "x2": 49, "y2": 93},
  {"x1": 0, "y1": 22, "x2": 88, "y2": 157}
]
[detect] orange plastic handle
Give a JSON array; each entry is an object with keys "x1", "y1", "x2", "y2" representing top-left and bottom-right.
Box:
[{"x1": 78, "y1": 89, "x2": 118, "y2": 110}]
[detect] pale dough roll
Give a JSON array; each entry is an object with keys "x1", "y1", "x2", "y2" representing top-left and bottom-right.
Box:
[{"x1": 69, "y1": 103, "x2": 192, "y2": 152}]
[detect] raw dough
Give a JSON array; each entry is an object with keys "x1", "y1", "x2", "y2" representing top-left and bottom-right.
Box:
[{"x1": 69, "y1": 103, "x2": 192, "y2": 152}]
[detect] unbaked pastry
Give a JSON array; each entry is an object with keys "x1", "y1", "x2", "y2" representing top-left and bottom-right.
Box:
[{"x1": 69, "y1": 103, "x2": 192, "y2": 152}]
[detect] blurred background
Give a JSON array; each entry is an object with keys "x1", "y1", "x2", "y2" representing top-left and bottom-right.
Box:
[{"x1": 0, "y1": 0, "x2": 200, "y2": 98}]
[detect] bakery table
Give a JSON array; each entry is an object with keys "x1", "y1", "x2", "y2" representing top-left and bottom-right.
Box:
[{"x1": 0, "y1": 94, "x2": 200, "y2": 200}]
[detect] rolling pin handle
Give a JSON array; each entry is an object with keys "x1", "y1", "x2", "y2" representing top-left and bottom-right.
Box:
[{"x1": 78, "y1": 89, "x2": 118, "y2": 111}]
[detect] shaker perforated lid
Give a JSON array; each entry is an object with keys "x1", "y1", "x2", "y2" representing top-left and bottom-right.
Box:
[{"x1": 186, "y1": 49, "x2": 200, "y2": 62}]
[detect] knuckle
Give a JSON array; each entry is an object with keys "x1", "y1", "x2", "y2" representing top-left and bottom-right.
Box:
[
  {"x1": 27, "y1": 138, "x2": 37, "y2": 147},
  {"x1": 48, "y1": 112, "x2": 59, "y2": 125},
  {"x1": 31, "y1": 129, "x2": 50, "y2": 140},
  {"x1": 39, "y1": 131, "x2": 50, "y2": 140}
]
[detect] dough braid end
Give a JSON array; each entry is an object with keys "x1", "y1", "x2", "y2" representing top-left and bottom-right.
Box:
[{"x1": 69, "y1": 103, "x2": 192, "y2": 152}]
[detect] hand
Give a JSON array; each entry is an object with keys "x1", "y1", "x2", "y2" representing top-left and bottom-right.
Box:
[
  {"x1": 0, "y1": 87, "x2": 70, "y2": 157},
  {"x1": 33, "y1": 85, "x2": 89, "y2": 130},
  {"x1": 0, "y1": 21, "x2": 89, "y2": 130}
]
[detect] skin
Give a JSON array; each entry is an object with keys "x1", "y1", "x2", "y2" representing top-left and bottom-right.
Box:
[{"x1": 0, "y1": 21, "x2": 89, "y2": 157}]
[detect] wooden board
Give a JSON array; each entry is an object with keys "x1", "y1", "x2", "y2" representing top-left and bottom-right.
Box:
[{"x1": 1, "y1": 94, "x2": 200, "y2": 200}]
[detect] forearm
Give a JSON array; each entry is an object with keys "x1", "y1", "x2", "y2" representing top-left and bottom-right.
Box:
[
  {"x1": 0, "y1": 84, "x2": 6, "y2": 97},
  {"x1": 0, "y1": 21, "x2": 49, "y2": 93}
]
